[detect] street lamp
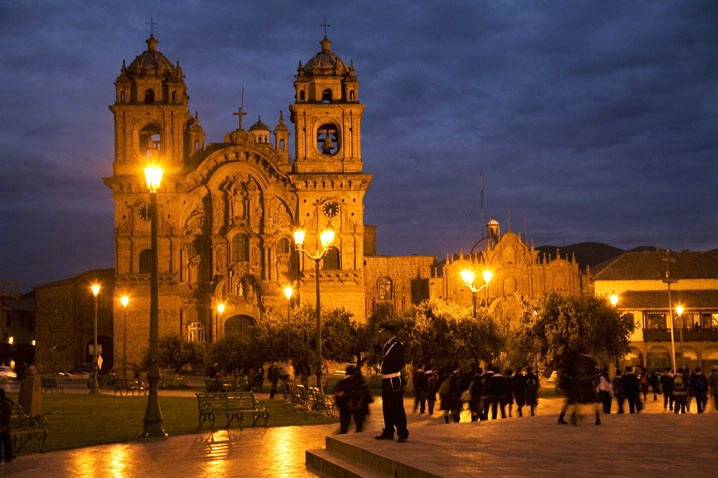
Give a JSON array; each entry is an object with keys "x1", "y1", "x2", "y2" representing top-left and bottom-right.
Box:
[
  {"x1": 461, "y1": 268, "x2": 493, "y2": 318},
  {"x1": 283, "y1": 285, "x2": 293, "y2": 361},
  {"x1": 89, "y1": 283, "x2": 101, "y2": 394},
  {"x1": 293, "y1": 227, "x2": 334, "y2": 392},
  {"x1": 676, "y1": 305, "x2": 686, "y2": 368},
  {"x1": 120, "y1": 295, "x2": 129, "y2": 381},
  {"x1": 609, "y1": 293, "x2": 619, "y2": 307},
  {"x1": 141, "y1": 162, "x2": 167, "y2": 438},
  {"x1": 216, "y1": 303, "x2": 225, "y2": 341}
]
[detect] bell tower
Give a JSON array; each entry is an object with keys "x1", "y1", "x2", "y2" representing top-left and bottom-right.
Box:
[
  {"x1": 109, "y1": 34, "x2": 192, "y2": 177},
  {"x1": 289, "y1": 35, "x2": 372, "y2": 318},
  {"x1": 290, "y1": 35, "x2": 364, "y2": 174}
]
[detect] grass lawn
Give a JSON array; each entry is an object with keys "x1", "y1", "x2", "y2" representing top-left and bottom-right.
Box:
[{"x1": 9, "y1": 392, "x2": 337, "y2": 454}]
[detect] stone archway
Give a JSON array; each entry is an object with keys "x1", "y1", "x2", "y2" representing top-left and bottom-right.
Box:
[{"x1": 224, "y1": 315, "x2": 257, "y2": 339}]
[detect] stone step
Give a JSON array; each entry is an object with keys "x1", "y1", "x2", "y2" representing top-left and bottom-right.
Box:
[{"x1": 306, "y1": 435, "x2": 441, "y2": 478}]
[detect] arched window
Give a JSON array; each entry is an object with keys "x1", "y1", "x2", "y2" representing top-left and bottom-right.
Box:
[
  {"x1": 231, "y1": 234, "x2": 250, "y2": 263},
  {"x1": 323, "y1": 247, "x2": 340, "y2": 270},
  {"x1": 139, "y1": 249, "x2": 152, "y2": 273},
  {"x1": 120, "y1": 91, "x2": 126, "y2": 102},
  {"x1": 378, "y1": 277, "x2": 393, "y2": 300},
  {"x1": 299, "y1": 90, "x2": 305, "y2": 101},
  {"x1": 224, "y1": 315, "x2": 257, "y2": 338},
  {"x1": 277, "y1": 237, "x2": 291, "y2": 255},
  {"x1": 349, "y1": 90, "x2": 355, "y2": 101},
  {"x1": 139, "y1": 124, "x2": 162, "y2": 156},
  {"x1": 321, "y1": 89, "x2": 332, "y2": 103},
  {"x1": 144, "y1": 89, "x2": 155, "y2": 104}
]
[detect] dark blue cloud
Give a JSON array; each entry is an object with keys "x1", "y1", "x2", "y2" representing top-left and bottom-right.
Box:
[{"x1": 1, "y1": 0, "x2": 716, "y2": 291}]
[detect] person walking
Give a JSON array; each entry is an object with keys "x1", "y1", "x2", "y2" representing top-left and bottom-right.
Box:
[
  {"x1": 524, "y1": 366, "x2": 540, "y2": 416},
  {"x1": 0, "y1": 389, "x2": 12, "y2": 463},
  {"x1": 612, "y1": 369, "x2": 625, "y2": 414},
  {"x1": 708, "y1": 365, "x2": 718, "y2": 412},
  {"x1": 424, "y1": 363, "x2": 438, "y2": 415},
  {"x1": 621, "y1": 366, "x2": 641, "y2": 414},
  {"x1": 691, "y1": 367, "x2": 708, "y2": 414},
  {"x1": 511, "y1": 368, "x2": 527, "y2": 418},
  {"x1": 374, "y1": 323, "x2": 409, "y2": 443},
  {"x1": 334, "y1": 365, "x2": 373, "y2": 433},
  {"x1": 267, "y1": 362, "x2": 279, "y2": 399},
  {"x1": 660, "y1": 369, "x2": 674, "y2": 411},
  {"x1": 412, "y1": 363, "x2": 428, "y2": 414},
  {"x1": 672, "y1": 367, "x2": 689, "y2": 414},
  {"x1": 598, "y1": 366, "x2": 613, "y2": 414}
]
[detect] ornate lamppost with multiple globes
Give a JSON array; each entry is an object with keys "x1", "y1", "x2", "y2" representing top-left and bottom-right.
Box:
[
  {"x1": 89, "y1": 283, "x2": 101, "y2": 394},
  {"x1": 141, "y1": 163, "x2": 167, "y2": 438},
  {"x1": 460, "y1": 269, "x2": 493, "y2": 318},
  {"x1": 293, "y1": 227, "x2": 334, "y2": 392}
]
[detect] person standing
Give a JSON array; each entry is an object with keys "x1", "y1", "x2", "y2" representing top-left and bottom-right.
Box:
[
  {"x1": 267, "y1": 362, "x2": 279, "y2": 399},
  {"x1": 621, "y1": 366, "x2": 641, "y2": 414},
  {"x1": 598, "y1": 366, "x2": 613, "y2": 414},
  {"x1": 0, "y1": 389, "x2": 12, "y2": 463},
  {"x1": 660, "y1": 369, "x2": 674, "y2": 411},
  {"x1": 708, "y1": 365, "x2": 718, "y2": 412},
  {"x1": 424, "y1": 363, "x2": 438, "y2": 415},
  {"x1": 374, "y1": 323, "x2": 409, "y2": 443},
  {"x1": 412, "y1": 363, "x2": 428, "y2": 414},
  {"x1": 691, "y1": 367, "x2": 708, "y2": 414},
  {"x1": 524, "y1": 366, "x2": 540, "y2": 416},
  {"x1": 612, "y1": 369, "x2": 625, "y2": 414},
  {"x1": 511, "y1": 368, "x2": 527, "y2": 418},
  {"x1": 672, "y1": 367, "x2": 689, "y2": 414},
  {"x1": 334, "y1": 365, "x2": 373, "y2": 433}
]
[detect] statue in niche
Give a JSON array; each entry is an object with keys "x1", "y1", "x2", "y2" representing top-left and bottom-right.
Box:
[
  {"x1": 248, "y1": 181, "x2": 262, "y2": 228},
  {"x1": 215, "y1": 243, "x2": 227, "y2": 274}
]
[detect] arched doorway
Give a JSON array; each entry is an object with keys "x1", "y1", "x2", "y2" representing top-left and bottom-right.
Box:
[{"x1": 224, "y1": 315, "x2": 257, "y2": 338}]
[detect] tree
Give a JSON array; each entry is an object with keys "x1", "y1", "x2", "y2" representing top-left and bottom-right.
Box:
[
  {"x1": 157, "y1": 335, "x2": 205, "y2": 374},
  {"x1": 515, "y1": 293, "x2": 634, "y2": 374}
]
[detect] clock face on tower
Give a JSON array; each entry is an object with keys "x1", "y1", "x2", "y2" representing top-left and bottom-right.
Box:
[
  {"x1": 138, "y1": 203, "x2": 151, "y2": 221},
  {"x1": 322, "y1": 201, "x2": 340, "y2": 218}
]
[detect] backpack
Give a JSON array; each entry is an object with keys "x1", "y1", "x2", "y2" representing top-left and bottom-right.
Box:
[
  {"x1": 673, "y1": 374, "x2": 685, "y2": 391},
  {"x1": 694, "y1": 374, "x2": 707, "y2": 392},
  {"x1": 426, "y1": 371, "x2": 437, "y2": 391},
  {"x1": 526, "y1": 375, "x2": 539, "y2": 392}
]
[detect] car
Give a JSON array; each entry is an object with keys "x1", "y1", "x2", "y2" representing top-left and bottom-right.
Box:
[
  {"x1": 0, "y1": 366, "x2": 17, "y2": 381},
  {"x1": 59, "y1": 363, "x2": 93, "y2": 381}
]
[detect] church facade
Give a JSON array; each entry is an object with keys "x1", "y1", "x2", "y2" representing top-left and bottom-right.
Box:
[
  {"x1": 102, "y1": 33, "x2": 371, "y2": 368},
  {"x1": 32, "y1": 32, "x2": 584, "y2": 372}
]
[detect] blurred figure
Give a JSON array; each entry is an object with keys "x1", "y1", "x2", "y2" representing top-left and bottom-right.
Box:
[
  {"x1": 672, "y1": 367, "x2": 688, "y2": 414},
  {"x1": 511, "y1": 368, "x2": 527, "y2": 418},
  {"x1": 334, "y1": 365, "x2": 373, "y2": 433},
  {"x1": 620, "y1": 366, "x2": 641, "y2": 414},
  {"x1": 557, "y1": 350, "x2": 601, "y2": 426},
  {"x1": 412, "y1": 363, "x2": 428, "y2": 414},
  {"x1": 660, "y1": 369, "x2": 675, "y2": 411},
  {"x1": 424, "y1": 363, "x2": 438, "y2": 415},
  {"x1": 691, "y1": 367, "x2": 708, "y2": 413}
]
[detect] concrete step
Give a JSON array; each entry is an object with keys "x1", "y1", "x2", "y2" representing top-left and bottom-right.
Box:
[{"x1": 306, "y1": 435, "x2": 441, "y2": 478}]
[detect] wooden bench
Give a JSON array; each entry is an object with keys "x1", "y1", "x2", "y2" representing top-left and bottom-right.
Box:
[
  {"x1": 113, "y1": 378, "x2": 148, "y2": 396},
  {"x1": 40, "y1": 377, "x2": 63, "y2": 393},
  {"x1": 9, "y1": 403, "x2": 48, "y2": 455},
  {"x1": 195, "y1": 391, "x2": 269, "y2": 431}
]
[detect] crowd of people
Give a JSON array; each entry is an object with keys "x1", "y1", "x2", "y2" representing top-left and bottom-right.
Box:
[{"x1": 410, "y1": 361, "x2": 540, "y2": 424}]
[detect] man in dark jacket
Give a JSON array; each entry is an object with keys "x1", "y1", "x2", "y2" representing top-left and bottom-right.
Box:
[
  {"x1": 620, "y1": 366, "x2": 641, "y2": 414},
  {"x1": 374, "y1": 323, "x2": 409, "y2": 443}
]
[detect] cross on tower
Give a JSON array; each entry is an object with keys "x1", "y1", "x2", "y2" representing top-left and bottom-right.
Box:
[
  {"x1": 233, "y1": 106, "x2": 247, "y2": 130},
  {"x1": 146, "y1": 17, "x2": 158, "y2": 36},
  {"x1": 320, "y1": 19, "x2": 331, "y2": 37}
]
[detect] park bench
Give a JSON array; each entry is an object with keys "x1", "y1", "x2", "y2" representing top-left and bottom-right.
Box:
[
  {"x1": 113, "y1": 378, "x2": 148, "y2": 396},
  {"x1": 195, "y1": 391, "x2": 269, "y2": 431},
  {"x1": 40, "y1": 377, "x2": 63, "y2": 393},
  {"x1": 9, "y1": 402, "x2": 48, "y2": 455}
]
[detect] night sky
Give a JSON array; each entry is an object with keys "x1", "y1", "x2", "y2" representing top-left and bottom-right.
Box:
[{"x1": 1, "y1": 1, "x2": 716, "y2": 292}]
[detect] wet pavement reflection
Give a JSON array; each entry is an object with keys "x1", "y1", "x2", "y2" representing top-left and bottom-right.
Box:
[{"x1": 2, "y1": 423, "x2": 337, "y2": 478}]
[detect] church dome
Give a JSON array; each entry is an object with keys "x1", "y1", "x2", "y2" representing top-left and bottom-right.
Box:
[
  {"x1": 249, "y1": 116, "x2": 270, "y2": 131},
  {"x1": 126, "y1": 35, "x2": 176, "y2": 77},
  {"x1": 302, "y1": 36, "x2": 349, "y2": 76}
]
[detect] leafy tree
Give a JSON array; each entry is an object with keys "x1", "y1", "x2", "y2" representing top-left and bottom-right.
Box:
[
  {"x1": 157, "y1": 335, "x2": 205, "y2": 374},
  {"x1": 515, "y1": 292, "x2": 634, "y2": 374}
]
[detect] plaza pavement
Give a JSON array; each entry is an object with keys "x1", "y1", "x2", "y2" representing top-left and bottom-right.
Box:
[{"x1": 1, "y1": 382, "x2": 716, "y2": 477}]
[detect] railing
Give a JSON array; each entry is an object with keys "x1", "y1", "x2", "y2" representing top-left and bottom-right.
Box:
[{"x1": 643, "y1": 328, "x2": 718, "y2": 342}]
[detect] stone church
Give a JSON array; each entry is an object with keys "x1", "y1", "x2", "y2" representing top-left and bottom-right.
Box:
[
  {"x1": 102, "y1": 33, "x2": 371, "y2": 366},
  {"x1": 33, "y1": 32, "x2": 582, "y2": 372}
]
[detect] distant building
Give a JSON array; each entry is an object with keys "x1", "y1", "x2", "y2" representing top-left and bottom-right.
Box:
[
  {"x1": 591, "y1": 249, "x2": 718, "y2": 371},
  {"x1": 0, "y1": 292, "x2": 35, "y2": 365}
]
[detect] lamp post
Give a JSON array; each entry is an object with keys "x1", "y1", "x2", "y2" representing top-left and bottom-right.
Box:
[
  {"x1": 120, "y1": 295, "x2": 129, "y2": 381},
  {"x1": 293, "y1": 227, "x2": 334, "y2": 392},
  {"x1": 460, "y1": 269, "x2": 493, "y2": 318},
  {"x1": 662, "y1": 250, "x2": 678, "y2": 373},
  {"x1": 283, "y1": 285, "x2": 293, "y2": 361},
  {"x1": 89, "y1": 283, "x2": 101, "y2": 394},
  {"x1": 141, "y1": 163, "x2": 167, "y2": 438},
  {"x1": 676, "y1": 305, "x2": 686, "y2": 368}
]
